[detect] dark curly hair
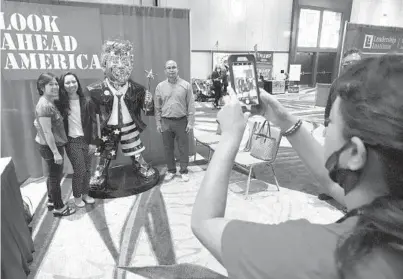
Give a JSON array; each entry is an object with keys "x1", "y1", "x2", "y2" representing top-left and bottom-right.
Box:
[
  {"x1": 333, "y1": 55, "x2": 403, "y2": 278},
  {"x1": 56, "y1": 72, "x2": 84, "y2": 118}
]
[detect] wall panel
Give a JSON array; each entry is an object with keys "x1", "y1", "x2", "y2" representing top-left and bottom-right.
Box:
[
  {"x1": 273, "y1": 53, "x2": 290, "y2": 78},
  {"x1": 159, "y1": 0, "x2": 190, "y2": 8},
  {"x1": 191, "y1": 52, "x2": 212, "y2": 79},
  {"x1": 67, "y1": 0, "x2": 142, "y2": 5},
  {"x1": 351, "y1": 0, "x2": 403, "y2": 28},
  {"x1": 160, "y1": 0, "x2": 293, "y2": 52}
]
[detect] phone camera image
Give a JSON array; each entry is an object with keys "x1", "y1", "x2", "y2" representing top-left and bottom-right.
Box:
[{"x1": 233, "y1": 62, "x2": 259, "y2": 106}]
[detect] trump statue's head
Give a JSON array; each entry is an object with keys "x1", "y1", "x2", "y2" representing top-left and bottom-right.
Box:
[{"x1": 100, "y1": 38, "x2": 134, "y2": 85}]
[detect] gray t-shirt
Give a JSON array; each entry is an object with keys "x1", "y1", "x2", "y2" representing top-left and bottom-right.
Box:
[
  {"x1": 222, "y1": 217, "x2": 353, "y2": 279},
  {"x1": 35, "y1": 97, "x2": 68, "y2": 146},
  {"x1": 221, "y1": 217, "x2": 402, "y2": 279}
]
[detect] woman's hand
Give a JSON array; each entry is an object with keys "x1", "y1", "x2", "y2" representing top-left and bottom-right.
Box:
[
  {"x1": 258, "y1": 89, "x2": 297, "y2": 131},
  {"x1": 88, "y1": 144, "x2": 97, "y2": 155},
  {"x1": 145, "y1": 90, "x2": 153, "y2": 104},
  {"x1": 217, "y1": 88, "x2": 250, "y2": 141},
  {"x1": 53, "y1": 152, "x2": 63, "y2": 165}
]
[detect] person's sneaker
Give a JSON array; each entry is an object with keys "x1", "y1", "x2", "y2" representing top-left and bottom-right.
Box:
[
  {"x1": 181, "y1": 173, "x2": 189, "y2": 182},
  {"x1": 47, "y1": 201, "x2": 54, "y2": 211},
  {"x1": 82, "y1": 194, "x2": 95, "y2": 204},
  {"x1": 74, "y1": 197, "x2": 85, "y2": 208},
  {"x1": 164, "y1": 172, "x2": 176, "y2": 181}
]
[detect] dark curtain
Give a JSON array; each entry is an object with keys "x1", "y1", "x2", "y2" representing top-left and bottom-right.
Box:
[{"x1": 1, "y1": 1, "x2": 192, "y2": 181}]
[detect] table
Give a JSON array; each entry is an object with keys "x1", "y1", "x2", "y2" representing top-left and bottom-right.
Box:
[
  {"x1": 1, "y1": 157, "x2": 34, "y2": 279},
  {"x1": 266, "y1": 80, "x2": 286, "y2": 95}
]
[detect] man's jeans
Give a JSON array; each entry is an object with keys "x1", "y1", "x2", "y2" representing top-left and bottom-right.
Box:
[{"x1": 161, "y1": 117, "x2": 189, "y2": 174}]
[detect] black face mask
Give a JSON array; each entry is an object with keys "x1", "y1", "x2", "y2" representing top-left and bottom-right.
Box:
[{"x1": 325, "y1": 141, "x2": 363, "y2": 195}]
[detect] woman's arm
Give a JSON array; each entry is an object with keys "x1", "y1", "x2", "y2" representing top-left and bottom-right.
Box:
[
  {"x1": 38, "y1": 117, "x2": 61, "y2": 156},
  {"x1": 259, "y1": 90, "x2": 346, "y2": 206},
  {"x1": 191, "y1": 93, "x2": 248, "y2": 265},
  {"x1": 275, "y1": 115, "x2": 346, "y2": 207},
  {"x1": 191, "y1": 134, "x2": 240, "y2": 264}
]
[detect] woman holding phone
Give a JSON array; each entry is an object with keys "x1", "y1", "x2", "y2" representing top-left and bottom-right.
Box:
[
  {"x1": 34, "y1": 72, "x2": 76, "y2": 217},
  {"x1": 192, "y1": 56, "x2": 403, "y2": 278}
]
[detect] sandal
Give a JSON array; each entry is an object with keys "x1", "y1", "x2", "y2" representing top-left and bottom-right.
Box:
[
  {"x1": 47, "y1": 202, "x2": 54, "y2": 211},
  {"x1": 53, "y1": 206, "x2": 76, "y2": 217}
]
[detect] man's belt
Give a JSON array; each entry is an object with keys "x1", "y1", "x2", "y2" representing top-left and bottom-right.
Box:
[{"x1": 162, "y1": 116, "x2": 186, "y2": 120}]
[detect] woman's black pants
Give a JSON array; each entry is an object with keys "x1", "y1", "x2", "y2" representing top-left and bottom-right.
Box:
[
  {"x1": 37, "y1": 144, "x2": 65, "y2": 209},
  {"x1": 213, "y1": 86, "x2": 222, "y2": 106}
]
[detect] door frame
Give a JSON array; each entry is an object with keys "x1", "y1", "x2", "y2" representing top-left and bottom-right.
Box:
[
  {"x1": 294, "y1": 51, "x2": 315, "y2": 87},
  {"x1": 316, "y1": 52, "x2": 338, "y2": 84},
  {"x1": 289, "y1": 1, "x2": 352, "y2": 86}
]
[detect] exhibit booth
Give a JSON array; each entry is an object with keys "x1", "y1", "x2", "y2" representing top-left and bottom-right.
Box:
[
  {"x1": 339, "y1": 22, "x2": 403, "y2": 73},
  {"x1": 314, "y1": 22, "x2": 403, "y2": 107},
  {"x1": 1, "y1": 0, "x2": 194, "y2": 182}
]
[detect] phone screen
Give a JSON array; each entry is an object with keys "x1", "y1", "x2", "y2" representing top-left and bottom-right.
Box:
[{"x1": 232, "y1": 61, "x2": 259, "y2": 106}]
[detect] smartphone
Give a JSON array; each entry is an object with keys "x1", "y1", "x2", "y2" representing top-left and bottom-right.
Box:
[{"x1": 228, "y1": 54, "x2": 260, "y2": 107}]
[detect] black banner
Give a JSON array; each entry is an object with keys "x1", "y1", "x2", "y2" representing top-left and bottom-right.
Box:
[{"x1": 343, "y1": 23, "x2": 403, "y2": 56}]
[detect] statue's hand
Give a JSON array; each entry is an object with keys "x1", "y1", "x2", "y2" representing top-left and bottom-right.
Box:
[{"x1": 145, "y1": 90, "x2": 153, "y2": 104}]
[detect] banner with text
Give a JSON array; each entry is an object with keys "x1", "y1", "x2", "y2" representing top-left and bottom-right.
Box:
[
  {"x1": 343, "y1": 23, "x2": 403, "y2": 56},
  {"x1": 1, "y1": 1, "x2": 103, "y2": 80},
  {"x1": 255, "y1": 51, "x2": 273, "y2": 80}
]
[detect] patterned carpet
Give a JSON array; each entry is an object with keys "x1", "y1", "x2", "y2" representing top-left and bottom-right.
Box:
[{"x1": 26, "y1": 92, "x2": 344, "y2": 279}]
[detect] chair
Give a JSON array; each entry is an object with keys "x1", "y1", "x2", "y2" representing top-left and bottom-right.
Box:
[
  {"x1": 238, "y1": 124, "x2": 282, "y2": 199},
  {"x1": 193, "y1": 130, "x2": 221, "y2": 162},
  {"x1": 208, "y1": 121, "x2": 282, "y2": 199}
]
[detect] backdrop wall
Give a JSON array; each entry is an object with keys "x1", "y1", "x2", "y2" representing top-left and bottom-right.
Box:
[
  {"x1": 351, "y1": 0, "x2": 403, "y2": 28},
  {"x1": 1, "y1": 0, "x2": 192, "y2": 181},
  {"x1": 159, "y1": 0, "x2": 293, "y2": 79}
]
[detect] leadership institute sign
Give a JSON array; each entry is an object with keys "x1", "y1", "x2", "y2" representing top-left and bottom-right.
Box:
[
  {"x1": 343, "y1": 23, "x2": 403, "y2": 55},
  {"x1": 1, "y1": 2, "x2": 103, "y2": 80}
]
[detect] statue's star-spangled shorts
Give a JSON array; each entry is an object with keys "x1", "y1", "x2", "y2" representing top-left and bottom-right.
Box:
[
  {"x1": 119, "y1": 121, "x2": 145, "y2": 156},
  {"x1": 101, "y1": 121, "x2": 145, "y2": 159}
]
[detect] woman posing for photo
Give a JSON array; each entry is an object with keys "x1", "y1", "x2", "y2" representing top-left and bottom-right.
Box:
[
  {"x1": 57, "y1": 72, "x2": 96, "y2": 208},
  {"x1": 34, "y1": 73, "x2": 76, "y2": 217}
]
